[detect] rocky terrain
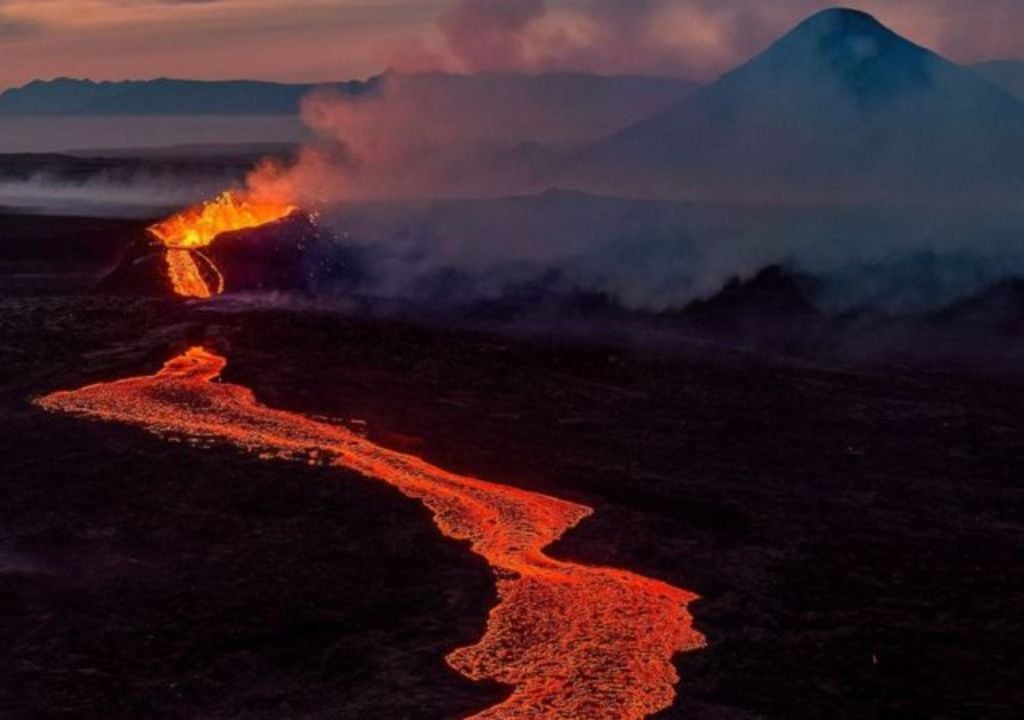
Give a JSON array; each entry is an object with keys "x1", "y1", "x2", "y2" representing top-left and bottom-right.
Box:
[{"x1": 1, "y1": 213, "x2": 1022, "y2": 719}]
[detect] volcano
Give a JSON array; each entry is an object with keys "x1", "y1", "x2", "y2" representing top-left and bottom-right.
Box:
[
  {"x1": 95, "y1": 192, "x2": 328, "y2": 298},
  {"x1": 577, "y1": 8, "x2": 1024, "y2": 199}
]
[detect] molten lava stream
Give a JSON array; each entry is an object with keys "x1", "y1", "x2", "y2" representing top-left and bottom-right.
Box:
[
  {"x1": 36, "y1": 348, "x2": 705, "y2": 719},
  {"x1": 164, "y1": 249, "x2": 223, "y2": 299}
]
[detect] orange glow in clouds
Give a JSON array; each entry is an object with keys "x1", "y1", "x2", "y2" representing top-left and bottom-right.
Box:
[
  {"x1": 148, "y1": 191, "x2": 296, "y2": 298},
  {"x1": 36, "y1": 347, "x2": 705, "y2": 719}
]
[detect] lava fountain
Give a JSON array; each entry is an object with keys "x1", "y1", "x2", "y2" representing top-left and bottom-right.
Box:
[
  {"x1": 35, "y1": 347, "x2": 705, "y2": 718},
  {"x1": 148, "y1": 191, "x2": 296, "y2": 298}
]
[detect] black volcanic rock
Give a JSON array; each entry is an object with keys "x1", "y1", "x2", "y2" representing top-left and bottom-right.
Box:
[
  {"x1": 205, "y1": 214, "x2": 321, "y2": 295},
  {"x1": 931, "y1": 278, "x2": 1024, "y2": 333},
  {"x1": 93, "y1": 231, "x2": 175, "y2": 296},
  {"x1": 682, "y1": 266, "x2": 818, "y2": 325},
  {"x1": 677, "y1": 266, "x2": 825, "y2": 353},
  {"x1": 5, "y1": 215, "x2": 1024, "y2": 719}
]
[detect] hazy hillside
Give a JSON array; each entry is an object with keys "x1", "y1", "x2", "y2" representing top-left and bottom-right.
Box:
[
  {"x1": 575, "y1": 9, "x2": 1024, "y2": 200},
  {"x1": 973, "y1": 60, "x2": 1024, "y2": 100}
]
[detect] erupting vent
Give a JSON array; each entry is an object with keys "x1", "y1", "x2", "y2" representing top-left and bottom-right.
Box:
[{"x1": 148, "y1": 191, "x2": 297, "y2": 298}]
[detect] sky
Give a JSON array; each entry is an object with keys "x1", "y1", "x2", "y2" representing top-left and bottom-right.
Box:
[{"x1": 1, "y1": 0, "x2": 1023, "y2": 90}]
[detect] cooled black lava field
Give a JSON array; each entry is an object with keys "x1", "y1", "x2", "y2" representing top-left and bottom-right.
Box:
[{"x1": 1, "y1": 212, "x2": 1022, "y2": 720}]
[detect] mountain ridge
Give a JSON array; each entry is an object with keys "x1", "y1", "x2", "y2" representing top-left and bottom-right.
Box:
[
  {"x1": 0, "y1": 72, "x2": 695, "y2": 118},
  {"x1": 0, "y1": 77, "x2": 375, "y2": 115}
]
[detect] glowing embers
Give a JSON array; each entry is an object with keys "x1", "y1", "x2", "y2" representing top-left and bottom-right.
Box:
[
  {"x1": 35, "y1": 348, "x2": 705, "y2": 719},
  {"x1": 149, "y1": 191, "x2": 296, "y2": 298}
]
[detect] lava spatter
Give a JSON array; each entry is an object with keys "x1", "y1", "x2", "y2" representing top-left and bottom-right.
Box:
[{"x1": 36, "y1": 347, "x2": 704, "y2": 719}]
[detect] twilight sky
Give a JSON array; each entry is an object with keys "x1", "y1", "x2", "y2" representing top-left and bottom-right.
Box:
[{"x1": 0, "y1": 0, "x2": 1022, "y2": 90}]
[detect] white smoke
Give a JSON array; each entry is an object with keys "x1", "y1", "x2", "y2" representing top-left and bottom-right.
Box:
[
  {"x1": 0, "y1": 173, "x2": 231, "y2": 217},
  {"x1": 314, "y1": 193, "x2": 1024, "y2": 314}
]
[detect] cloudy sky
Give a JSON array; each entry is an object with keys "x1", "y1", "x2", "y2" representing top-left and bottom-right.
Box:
[{"x1": 0, "y1": 0, "x2": 1022, "y2": 90}]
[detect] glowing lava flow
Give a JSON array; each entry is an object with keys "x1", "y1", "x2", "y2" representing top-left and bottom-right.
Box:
[
  {"x1": 148, "y1": 191, "x2": 296, "y2": 298},
  {"x1": 163, "y1": 249, "x2": 224, "y2": 300},
  {"x1": 35, "y1": 348, "x2": 704, "y2": 719}
]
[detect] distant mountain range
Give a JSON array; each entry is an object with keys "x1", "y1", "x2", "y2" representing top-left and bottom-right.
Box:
[
  {"x1": 0, "y1": 77, "x2": 373, "y2": 115},
  {"x1": 0, "y1": 73, "x2": 695, "y2": 125},
  {"x1": 574, "y1": 8, "x2": 1024, "y2": 199}
]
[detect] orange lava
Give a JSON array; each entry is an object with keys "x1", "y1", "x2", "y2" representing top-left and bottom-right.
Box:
[
  {"x1": 148, "y1": 191, "x2": 296, "y2": 298},
  {"x1": 35, "y1": 348, "x2": 705, "y2": 719},
  {"x1": 149, "y1": 191, "x2": 296, "y2": 250},
  {"x1": 163, "y1": 248, "x2": 224, "y2": 299}
]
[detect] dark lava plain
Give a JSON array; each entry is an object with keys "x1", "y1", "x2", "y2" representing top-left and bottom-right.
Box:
[{"x1": 1, "y1": 213, "x2": 1022, "y2": 719}]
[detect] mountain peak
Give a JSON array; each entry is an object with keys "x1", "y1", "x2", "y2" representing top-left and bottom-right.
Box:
[
  {"x1": 710, "y1": 6, "x2": 940, "y2": 107},
  {"x1": 769, "y1": 7, "x2": 919, "y2": 65},
  {"x1": 799, "y1": 7, "x2": 885, "y2": 32}
]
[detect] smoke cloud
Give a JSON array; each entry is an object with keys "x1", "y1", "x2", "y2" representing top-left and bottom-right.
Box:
[
  {"x1": 245, "y1": 71, "x2": 692, "y2": 204},
  {"x1": 394, "y1": 0, "x2": 742, "y2": 79},
  {"x1": 388, "y1": 0, "x2": 1024, "y2": 81},
  {"x1": 196, "y1": 3, "x2": 1024, "y2": 324},
  {"x1": 307, "y1": 194, "x2": 1024, "y2": 317},
  {"x1": 0, "y1": 175, "x2": 223, "y2": 216},
  {"x1": 3, "y1": 1, "x2": 1024, "y2": 91},
  {"x1": 244, "y1": 77, "x2": 545, "y2": 204},
  {"x1": 0, "y1": 158, "x2": 251, "y2": 217},
  {"x1": 440, "y1": 0, "x2": 546, "y2": 72}
]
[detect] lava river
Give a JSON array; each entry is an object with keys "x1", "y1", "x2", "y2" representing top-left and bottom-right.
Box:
[{"x1": 36, "y1": 347, "x2": 705, "y2": 719}]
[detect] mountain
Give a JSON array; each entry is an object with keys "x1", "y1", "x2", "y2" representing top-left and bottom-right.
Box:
[
  {"x1": 0, "y1": 77, "x2": 375, "y2": 115},
  {"x1": 576, "y1": 8, "x2": 1024, "y2": 200},
  {"x1": 0, "y1": 73, "x2": 694, "y2": 132},
  {"x1": 973, "y1": 60, "x2": 1024, "y2": 100}
]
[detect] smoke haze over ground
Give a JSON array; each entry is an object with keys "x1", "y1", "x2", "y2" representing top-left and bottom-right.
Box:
[
  {"x1": 0, "y1": 150, "x2": 273, "y2": 216},
  {"x1": 217, "y1": 8, "x2": 1024, "y2": 323},
  {"x1": 315, "y1": 194, "x2": 1024, "y2": 316}
]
